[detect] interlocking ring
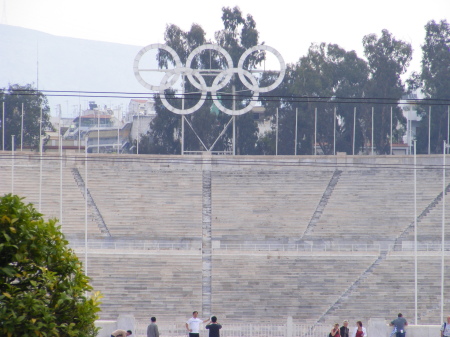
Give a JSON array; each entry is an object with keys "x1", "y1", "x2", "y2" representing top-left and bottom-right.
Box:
[{"x1": 133, "y1": 43, "x2": 285, "y2": 116}]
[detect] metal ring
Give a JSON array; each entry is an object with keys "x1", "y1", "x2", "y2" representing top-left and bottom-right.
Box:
[
  {"x1": 210, "y1": 68, "x2": 259, "y2": 116},
  {"x1": 238, "y1": 45, "x2": 286, "y2": 93},
  {"x1": 133, "y1": 43, "x2": 182, "y2": 91}
]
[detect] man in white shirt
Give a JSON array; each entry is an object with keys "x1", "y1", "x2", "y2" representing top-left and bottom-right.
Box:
[{"x1": 186, "y1": 311, "x2": 210, "y2": 337}]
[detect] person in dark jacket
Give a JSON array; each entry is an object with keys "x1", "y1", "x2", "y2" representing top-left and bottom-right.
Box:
[
  {"x1": 206, "y1": 316, "x2": 222, "y2": 337},
  {"x1": 340, "y1": 320, "x2": 349, "y2": 337}
]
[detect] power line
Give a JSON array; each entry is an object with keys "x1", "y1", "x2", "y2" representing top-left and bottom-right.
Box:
[{"x1": 5, "y1": 89, "x2": 450, "y2": 106}]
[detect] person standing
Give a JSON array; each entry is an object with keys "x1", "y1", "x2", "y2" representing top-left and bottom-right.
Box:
[
  {"x1": 186, "y1": 311, "x2": 210, "y2": 337},
  {"x1": 440, "y1": 316, "x2": 450, "y2": 337},
  {"x1": 352, "y1": 321, "x2": 366, "y2": 337},
  {"x1": 147, "y1": 317, "x2": 159, "y2": 337},
  {"x1": 206, "y1": 316, "x2": 222, "y2": 337},
  {"x1": 340, "y1": 321, "x2": 349, "y2": 337},
  {"x1": 331, "y1": 323, "x2": 341, "y2": 337},
  {"x1": 390, "y1": 313, "x2": 407, "y2": 337}
]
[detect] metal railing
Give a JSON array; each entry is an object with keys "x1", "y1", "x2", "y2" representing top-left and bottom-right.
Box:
[
  {"x1": 389, "y1": 243, "x2": 450, "y2": 252},
  {"x1": 68, "y1": 240, "x2": 201, "y2": 251},
  {"x1": 215, "y1": 243, "x2": 380, "y2": 253},
  {"x1": 183, "y1": 151, "x2": 233, "y2": 155},
  {"x1": 68, "y1": 241, "x2": 381, "y2": 252},
  {"x1": 133, "y1": 322, "x2": 329, "y2": 337}
]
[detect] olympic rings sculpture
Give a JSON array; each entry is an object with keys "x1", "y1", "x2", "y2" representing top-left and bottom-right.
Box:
[{"x1": 133, "y1": 43, "x2": 286, "y2": 116}]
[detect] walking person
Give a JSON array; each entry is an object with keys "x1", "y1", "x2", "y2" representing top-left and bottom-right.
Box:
[
  {"x1": 147, "y1": 317, "x2": 159, "y2": 337},
  {"x1": 390, "y1": 313, "x2": 407, "y2": 337},
  {"x1": 186, "y1": 311, "x2": 210, "y2": 337},
  {"x1": 206, "y1": 316, "x2": 222, "y2": 337},
  {"x1": 352, "y1": 321, "x2": 366, "y2": 337}
]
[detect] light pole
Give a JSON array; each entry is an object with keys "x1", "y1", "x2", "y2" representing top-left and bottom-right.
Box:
[
  {"x1": 84, "y1": 135, "x2": 89, "y2": 275},
  {"x1": 414, "y1": 140, "x2": 417, "y2": 324},
  {"x1": 441, "y1": 140, "x2": 448, "y2": 323},
  {"x1": 11, "y1": 135, "x2": 14, "y2": 194},
  {"x1": 21, "y1": 103, "x2": 24, "y2": 151}
]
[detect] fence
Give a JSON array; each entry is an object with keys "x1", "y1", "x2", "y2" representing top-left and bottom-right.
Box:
[
  {"x1": 215, "y1": 243, "x2": 381, "y2": 253},
  {"x1": 68, "y1": 240, "x2": 202, "y2": 251},
  {"x1": 133, "y1": 322, "x2": 330, "y2": 337}
]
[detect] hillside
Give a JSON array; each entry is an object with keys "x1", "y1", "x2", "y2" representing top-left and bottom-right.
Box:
[{"x1": 0, "y1": 24, "x2": 156, "y2": 116}]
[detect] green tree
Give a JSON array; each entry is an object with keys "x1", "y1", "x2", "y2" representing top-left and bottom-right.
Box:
[
  {"x1": 263, "y1": 43, "x2": 368, "y2": 155},
  {"x1": 363, "y1": 29, "x2": 411, "y2": 154},
  {"x1": 0, "y1": 194, "x2": 101, "y2": 337},
  {"x1": 147, "y1": 7, "x2": 261, "y2": 154},
  {"x1": 138, "y1": 91, "x2": 181, "y2": 154},
  {"x1": 0, "y1": 84, "x2": 52, "y2": 151},
  {"x1": 410, "y1": 20, "x2": 450, "y2": 154}
]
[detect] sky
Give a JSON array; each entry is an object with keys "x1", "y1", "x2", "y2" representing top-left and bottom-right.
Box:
[{"x1": 2, "y1": 0, "x2": 449, "y2": 78}]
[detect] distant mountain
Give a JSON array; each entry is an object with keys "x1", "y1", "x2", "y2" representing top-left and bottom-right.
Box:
[{"x1": 0, "y1": 24, "x2": 158, "y2": 116}]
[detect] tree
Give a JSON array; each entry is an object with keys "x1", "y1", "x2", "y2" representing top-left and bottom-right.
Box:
[
  {"x1": 363, "y1": 30, "x2": 412, "y2": 154},
  {"x1": 410, "y1": 20, "x2": 450, "y2": 154},
  {"x1": 0, "y1": 194, "x2": 101, "y2": 337},
  {"x1": 0, "y1": 84, "x2": 52, "y2": 151},
  {"x1": 263, "y1": 43, "x2": 368, "y2": 155},
  {"x1": 138, "y1": 91, "x2": 181, "y2": 154},
  {"x1": 146, "y1": 7, "x2": 261, "y2": 154},
  {"x1": 215, "y1": 6, "x2": 262, "y2": 154}
]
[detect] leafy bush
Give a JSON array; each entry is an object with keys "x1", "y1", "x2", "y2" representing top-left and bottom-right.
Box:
[{"x1": 0, "y1": 194, "x2": 101, "y2": 337}]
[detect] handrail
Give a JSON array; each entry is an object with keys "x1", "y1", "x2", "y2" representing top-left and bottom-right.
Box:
[
  {"x1": 389, "y1": 243, "x2": 450, "y2": 252},
  {"x1": 69, "y1": 241, "x2": 201, "y2": 250},
  {"x1": 215, "y1": 243, "x2": 381, "y2": 252}
]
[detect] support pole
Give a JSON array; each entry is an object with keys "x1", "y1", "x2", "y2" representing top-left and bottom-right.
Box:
[
  {"x1": 233, "y1": 116, "x2": 236, "y2": 155},
  {"x1": 137, "y1": 112, "x2": 140, "y2": 154},
  {"x1": 181, "y1": 116, "x2": 185, "y2": 155},
  {"x1": 39, "y1": 107, "x2": 43, "y2": 212},
  {"x1": 97, "y1": 111, "x2": 100, "y2": 154},
  {"x1": 333, "y1": 107, "x2": 336, "y2": 156},
  {"x1": 2, "y1": 101, "x2": 4, "y2": 151},
  {"x1": 233, "y1": 84, "x2": 236, "y2": 155},
  {"x1": 371, "y1": 107, "x2": 374, "y2": 155},
  {"x1": 447, "y1": 106, "x2": 449, "y2": 154},
  {"x1": 276, "y1": 108, "x2": 279, "y2": 156},
  {"x1": 60, "y1": 135, "x2": 63, "y2": 226},
  {"x1": 295, "y1": 108, "x2": 298, "y2": 156},
  {"x1": 84, "y1": 135, "x2": 88, "y2": 276},
  {"x1": 11, "y1": 135, "x2": 14, "y2": 194},
  {"x1": 353, "y1": 107, "x2": 356, "y2": 155},
  {"x1": 390, "y1": 107, "x2": 393, "y2": 155},
  {"x1": 21, "y1": 103, "x2": 24, "y2": 151},
  {"x1": 182, "y1": 75, "x2": 185, "y2": 155},
  {"x1": 78, "y1": 105, "x2": 81, "y2": 153},
  {"x1": 409, "y1": 110, "x2": 412, "y2": 155},
  {"x1": 441, "y1": 140, "x2": 446, "y2": 324},
  {"x1": 429, "y1": 106, "x2": 431, "y2": 155},
  {"x1": 314, "y1": 108, "x2": 317, "y2": 156},
  {"x1": 414, "y1": 139, "x2": 417, "y2": 325}
]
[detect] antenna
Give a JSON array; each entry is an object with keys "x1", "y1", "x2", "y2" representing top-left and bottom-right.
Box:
[{"x1": 36, "y1": 41, "x2": 39, "y2": 90}]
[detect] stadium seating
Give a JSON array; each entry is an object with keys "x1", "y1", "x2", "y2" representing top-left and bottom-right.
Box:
[
  {"x1": 326, "y1": 253, "x2": 447, "y2": 325},
  {"x1": 2, "y1": 152, "x2": 450, "y2": 326},
  {"x1": 85, "y1": 250, "x2": 202, "y2": 321},
  {"x1": 211, "y1": 170, "x2": 333, "y2": 241}
]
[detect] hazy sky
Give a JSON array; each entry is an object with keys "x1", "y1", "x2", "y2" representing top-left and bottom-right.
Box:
[{"x1": 2, "y1": 0, "x2": 449, "y2": 77}]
